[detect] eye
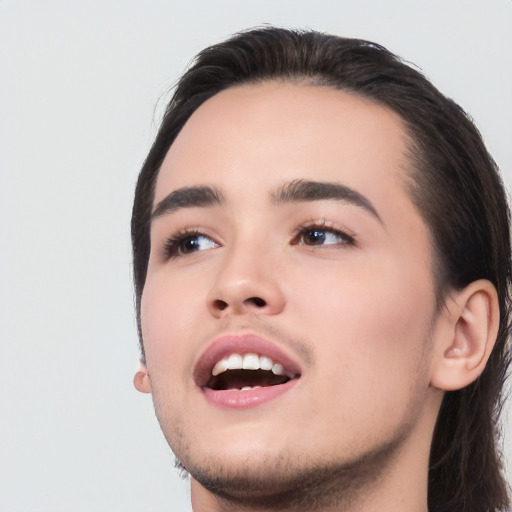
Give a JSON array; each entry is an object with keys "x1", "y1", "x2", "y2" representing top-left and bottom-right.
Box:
[
  {"x1": 293, "y1": 223, "x2": 355, "y2": 247},
  {"x1": 164, "y1": 230, "x2": 219, "y2": 259}
]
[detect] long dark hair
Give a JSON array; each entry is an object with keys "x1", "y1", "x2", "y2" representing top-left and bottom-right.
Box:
[{"x1": 131, "y1": 27, "x2": 511, "y2": 511}]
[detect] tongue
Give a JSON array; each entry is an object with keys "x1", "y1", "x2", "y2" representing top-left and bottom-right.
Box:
[{"x1": 208, "y1": 369, "x2": 290, "y2": 391}]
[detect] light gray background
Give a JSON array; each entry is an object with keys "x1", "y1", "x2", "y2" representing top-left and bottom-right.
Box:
[{"x1": 1, "y1": 1, "x2": 511, "y2": 511}]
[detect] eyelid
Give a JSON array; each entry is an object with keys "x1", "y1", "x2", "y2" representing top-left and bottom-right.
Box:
[
  {"x1": 162, "y1": 227, "x2": 220, "y2": 260},
  {"x1": 159, "y1": 219, "x2": 356, "y2": 260},
  {"x1": 291, "y1": 219, "x2": 357, "y2": 246}
]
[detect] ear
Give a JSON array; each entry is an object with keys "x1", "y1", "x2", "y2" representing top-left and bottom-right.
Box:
[
  {"x1": 133, "y1": 363, "x2": 152, "y2": 394},
  {"x1": 431, "y1": 279, "x2": 499, "y2": 391}
]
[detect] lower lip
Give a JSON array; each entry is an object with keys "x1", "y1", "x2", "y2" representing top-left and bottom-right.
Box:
[{"x1": 202, "y1": 379, "x2": 298, "y2": 409}]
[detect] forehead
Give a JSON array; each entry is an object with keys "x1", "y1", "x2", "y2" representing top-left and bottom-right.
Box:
[{"x1": 154, "y1": 82, "x2": 412, "y2": 217}]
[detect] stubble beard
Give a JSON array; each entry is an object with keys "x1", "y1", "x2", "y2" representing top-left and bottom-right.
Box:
[
  {"x1": 185, "y1": 434, "x2": 409, "y2": 511},
  {"x1": 153, "y1": 399, "x2": 422, "y2": 512},
  {"x1": 149, "y1": 325, "x2": 435, "y2": 511}
]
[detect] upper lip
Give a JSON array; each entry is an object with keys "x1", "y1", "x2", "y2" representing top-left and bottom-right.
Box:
[{"x1": 193, "y1": 333, "x2": 304, "y2": 387}]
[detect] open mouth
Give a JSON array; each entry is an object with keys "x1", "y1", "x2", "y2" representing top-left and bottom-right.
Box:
[{"x1": 206, "y1": 353, "x2": 299, "y2": 391}]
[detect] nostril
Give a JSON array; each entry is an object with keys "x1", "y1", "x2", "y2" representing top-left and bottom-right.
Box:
[
  {"x1": 210, "y1": 296, "x2": 269, "y2": 314},
  {"x1": 213, "y1": 299, "x2": 229, "y2": 311},
  {"x1": 246, "y1": 297, "x2": 267, "y2": 308}
]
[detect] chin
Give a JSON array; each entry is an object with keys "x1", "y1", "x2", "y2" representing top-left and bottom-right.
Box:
[
  {"x1": 184, "y1": 439, "x2": 404, "y2": 512},
  {"x1": 188, "y1": 450, "x2": 330, "y2": 508}
]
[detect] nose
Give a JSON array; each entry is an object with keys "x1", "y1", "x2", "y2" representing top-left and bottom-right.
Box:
[{"x1": 206, "y1": 243, "x2": 286, "y2": 318}]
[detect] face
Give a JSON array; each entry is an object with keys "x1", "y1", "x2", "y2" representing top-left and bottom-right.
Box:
[{"x1": 139, "y1": 83, "x2": 444, "y2": 504}]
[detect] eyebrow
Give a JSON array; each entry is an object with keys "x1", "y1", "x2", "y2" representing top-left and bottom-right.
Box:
[
  {"x1": 151, "y1": 179, "x2": 382, "y2": 223},
  {"x1": 152, "y1": 185, "x2": 225, "y2": 219},
  {"x1": 272, "y1": 179, "x2": 382, "y2": 222}
]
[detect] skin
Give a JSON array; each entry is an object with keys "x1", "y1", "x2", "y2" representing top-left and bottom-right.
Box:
[{"x1": 135, "y1": 83, "x2": 498, "y2": 511}]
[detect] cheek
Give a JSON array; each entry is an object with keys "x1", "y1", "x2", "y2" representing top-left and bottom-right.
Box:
[
  {"x1": 289, "y1": 256, "x2": 435, "y2": 387},
  {"x1": 140, "y1": 271, "x2": 204, "y2": 375},
  {"x1": 305, "y1": 284, "x2": 433, "y2": 434}
]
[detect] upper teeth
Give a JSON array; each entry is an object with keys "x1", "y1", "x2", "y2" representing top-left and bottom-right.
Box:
[{"x1": 212, "y1": 353, "x2": 286, "y2": 377}]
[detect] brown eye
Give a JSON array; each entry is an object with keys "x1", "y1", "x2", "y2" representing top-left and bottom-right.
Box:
[
  {"x1": 178, "y1": 235, "x2": 214, "y2": 254},
  {"x1": 302, "y1": 229, "x2": 328, "y2": 246},
  {"x1": 297, "y1": 227, "x2": 354, "y2": 247},
  {"x1": 165, "y1": 233, "x2": 218, "y2": 259}
]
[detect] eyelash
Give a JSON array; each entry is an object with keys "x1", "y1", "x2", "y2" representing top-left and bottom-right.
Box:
[
  {"x1": 291, "y1": 220, "x2": 356, "y2": 247},
  {"x1": 163, "y1": 228, "x2": 218, "y2": 259},
  {"x1": 162, "y1": 220, "x2": 356, "y2": 260}
]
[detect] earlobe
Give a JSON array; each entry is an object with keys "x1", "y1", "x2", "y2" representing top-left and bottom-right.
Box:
[
  {"x1": 134, "y1": 363, "x2": 152, "y2": 393},
  {"x1": 431, "y1": 279, "x2": 499, "y2": 391}
]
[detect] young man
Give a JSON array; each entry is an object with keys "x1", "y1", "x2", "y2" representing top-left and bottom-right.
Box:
[{"x1": 131, "y1": 28, "x2": 511, "y2": 511}]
